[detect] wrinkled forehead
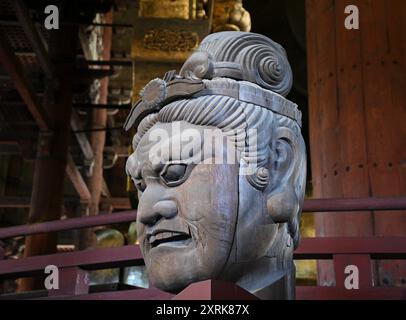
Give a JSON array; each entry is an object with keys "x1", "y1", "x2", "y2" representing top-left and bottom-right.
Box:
[{"x1": 129, "y1": 121, "x2": 239, "y2": 173}]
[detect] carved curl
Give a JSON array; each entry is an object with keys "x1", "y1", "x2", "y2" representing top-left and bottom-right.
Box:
[
  {"x1": 182, "y1": 32, "x2": 293, "y2": 96},
  {"x1": 239, "y1": 44, "x2": 292, "y2": 96}
]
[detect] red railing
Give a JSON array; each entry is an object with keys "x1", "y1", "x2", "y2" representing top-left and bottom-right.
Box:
[{"x1": 0, "y1": 197, "x2": 405, "y2": 300}]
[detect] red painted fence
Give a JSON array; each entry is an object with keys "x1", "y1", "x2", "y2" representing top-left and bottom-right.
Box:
[{"x1": 0, "y1": 197, "x2": 405, "y2": 300}]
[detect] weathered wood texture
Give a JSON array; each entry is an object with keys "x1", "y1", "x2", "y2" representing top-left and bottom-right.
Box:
[
  {"x1": 306, "y1": 0, "x2": 406, "y2": 286},
  {"x1": 19, "y1": 24, "x2": 79, "y2": 291}
]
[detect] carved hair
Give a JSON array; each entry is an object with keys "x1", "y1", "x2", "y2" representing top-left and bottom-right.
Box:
[
  {"x1": 133, "y1": 78, "x2": 306, "y2": 247},
  {"x1": 181, "y1": 31, "x2": 293, "y2": 96}
]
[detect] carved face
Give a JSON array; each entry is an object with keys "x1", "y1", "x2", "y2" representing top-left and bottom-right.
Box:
[{"x1": 126, "y1": 122, "x2": 240, "y2": 291}]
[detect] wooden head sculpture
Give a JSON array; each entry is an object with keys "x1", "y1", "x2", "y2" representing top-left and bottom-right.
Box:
[{"x1": 125, "y1": 32, "x2": 306, "y2": 299}]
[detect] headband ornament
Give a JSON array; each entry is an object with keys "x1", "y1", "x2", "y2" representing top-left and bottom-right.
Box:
[{"x1": 124, "y1": 32, "x2": 301, "y2": 131}]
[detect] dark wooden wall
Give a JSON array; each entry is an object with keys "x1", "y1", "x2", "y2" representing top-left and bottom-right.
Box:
[{"x1": 306, "y1": 0, "x2": 406, "y2": 286}]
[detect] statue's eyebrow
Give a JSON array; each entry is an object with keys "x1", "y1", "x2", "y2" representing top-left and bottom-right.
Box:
[
  {"x1": 127, "y1": 163, "x2": 142, "y2": 180},
  {"x1": 126, "y1": 153, "x2": 153, "y2": 181}
]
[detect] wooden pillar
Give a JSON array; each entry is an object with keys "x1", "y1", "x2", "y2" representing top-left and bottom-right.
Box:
[
  {"x1": 80, "y1": 11, "x2": 113, "y2": 249},
  {"x1": 19, "y1": 25, "x2": 78, "y2": 291},
  {"x1": 306, "y1": 0, "x2": 406, "y2": 286}
]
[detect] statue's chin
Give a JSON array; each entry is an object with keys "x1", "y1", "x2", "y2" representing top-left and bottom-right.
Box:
[
  {"x1": 148, "y1": 264, "x2": 211, "y2": 293},
  {"x1": 151, "y1": 276, "x2": 203, "y2": 293},
  {"x1": 148, "y1": 259, "x2": 226, "y2": 292},
  {"x1": 142, "y1": 230, "x2": 236, "y2": 292}
]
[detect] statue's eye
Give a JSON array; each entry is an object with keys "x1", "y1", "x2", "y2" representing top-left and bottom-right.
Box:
[
  {"x1": 160, "y1": 164, "x2": 188, "y2": 187},
  {"x1": 133, "y1": 178, "x2": 146, "y2": 192}
]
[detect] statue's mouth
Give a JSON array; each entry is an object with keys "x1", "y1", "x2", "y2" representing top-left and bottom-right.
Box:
[{"x1": 148, "y1": 229, "x2": 192, "y2": 248}]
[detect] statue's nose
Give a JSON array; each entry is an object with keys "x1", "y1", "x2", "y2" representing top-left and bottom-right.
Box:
[{"x1": 137, "y1": 187, "x2": 178, "y2": 226}]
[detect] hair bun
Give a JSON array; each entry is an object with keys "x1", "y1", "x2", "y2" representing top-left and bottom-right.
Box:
[{"x1": 185, "y1": 31, "x2": 293, "y2": 97}]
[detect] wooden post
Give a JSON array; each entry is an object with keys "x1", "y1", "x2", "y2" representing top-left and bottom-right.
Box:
[
  {"x1": 19, "y1": 24, "x2": 79, "y2": 291},
  {"x1": 47, "y1": 267, "x2": 89, "y2": 297},
  {"x1": 333, "y1": 254, "x2": 373, "y2": 289},
  {"x1": 80, "y1": 11, "x2": 113, "y2": 249},
  {"x1": 306, "y1": 0, "x2": 406, "y2": 286}
]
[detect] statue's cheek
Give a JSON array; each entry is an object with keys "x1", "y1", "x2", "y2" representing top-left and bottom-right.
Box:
[{"x1": 174, "y1": 166, "x2": 213, "y2": 221}]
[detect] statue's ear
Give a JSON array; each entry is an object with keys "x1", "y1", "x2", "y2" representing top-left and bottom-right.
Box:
[{"x1": 267, "y1": 126, "x2": 306, "y2": 225}]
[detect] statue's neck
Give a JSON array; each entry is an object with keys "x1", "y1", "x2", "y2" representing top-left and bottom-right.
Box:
[
  {"x1": 234, "y1": 256, "x2": 296, "y2": 300},
  {"x1": 222, "y1": 219, "x2": 296, "y2": 299}
]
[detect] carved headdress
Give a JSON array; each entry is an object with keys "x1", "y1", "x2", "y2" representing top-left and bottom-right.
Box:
[{"x1": 124, "y1": 31, "x2": 301, "y2": 131}]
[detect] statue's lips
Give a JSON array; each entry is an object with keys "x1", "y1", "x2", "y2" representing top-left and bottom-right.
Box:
[{"x1": 147, "y1": 229, "x2": 192, "y2": 248}]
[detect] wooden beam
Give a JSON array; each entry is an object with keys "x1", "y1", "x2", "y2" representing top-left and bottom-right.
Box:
[
  {"x1": 44, "y1": 287, "x2": 173, "y2": 300},
  {"x1": 0, "y1": 245, "x2": 143, "y2": 279},
  {"x1": 66, "y1": 155, "x2": 91, "y2": 203},
  {"x1": 0, "y1": 32, "x2": 50, "y2": 130},
  {"x1": 0, "y1": 3, "x2": 93, "y2": 208},
  {"x1": 0, "y1": 210, "x2": 137, "y2": 239},
  {"x1": 296, "y1": 286, "x2": 406, "y2": 300},
  {"x1": 80, "y1": 10, "x2": 113, "y2": 249},
  {"x1": 70, "y1": 111, "x2": 94, "y2": 176},
  {"x1": 101, "y1": 179, "x2": 111, "y2": 198},
  {"x1": 11, "y1": 0, "x2": 53, "y2": 78},
  {"x1": 0, "y1": 196, "x2": 30, "y2": 208},
  {"x1": 294, "y1": 237, "x2": 406, "y2": 260},
  {"x1": 107, "y1": 197, "x2": 131, "y2": 209},
  {"x1": 303, "y1": 197, "x2": 406, "y2": 212},
  {"x1": 20, "y1": 23, "x2": 80, "y2": 290},
  {"x1": 0, "y1": 196, "x2": 130, "y2": 209},
  {"x1": 8, "y1": 2, "x2": 102, "y2": 199}
]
